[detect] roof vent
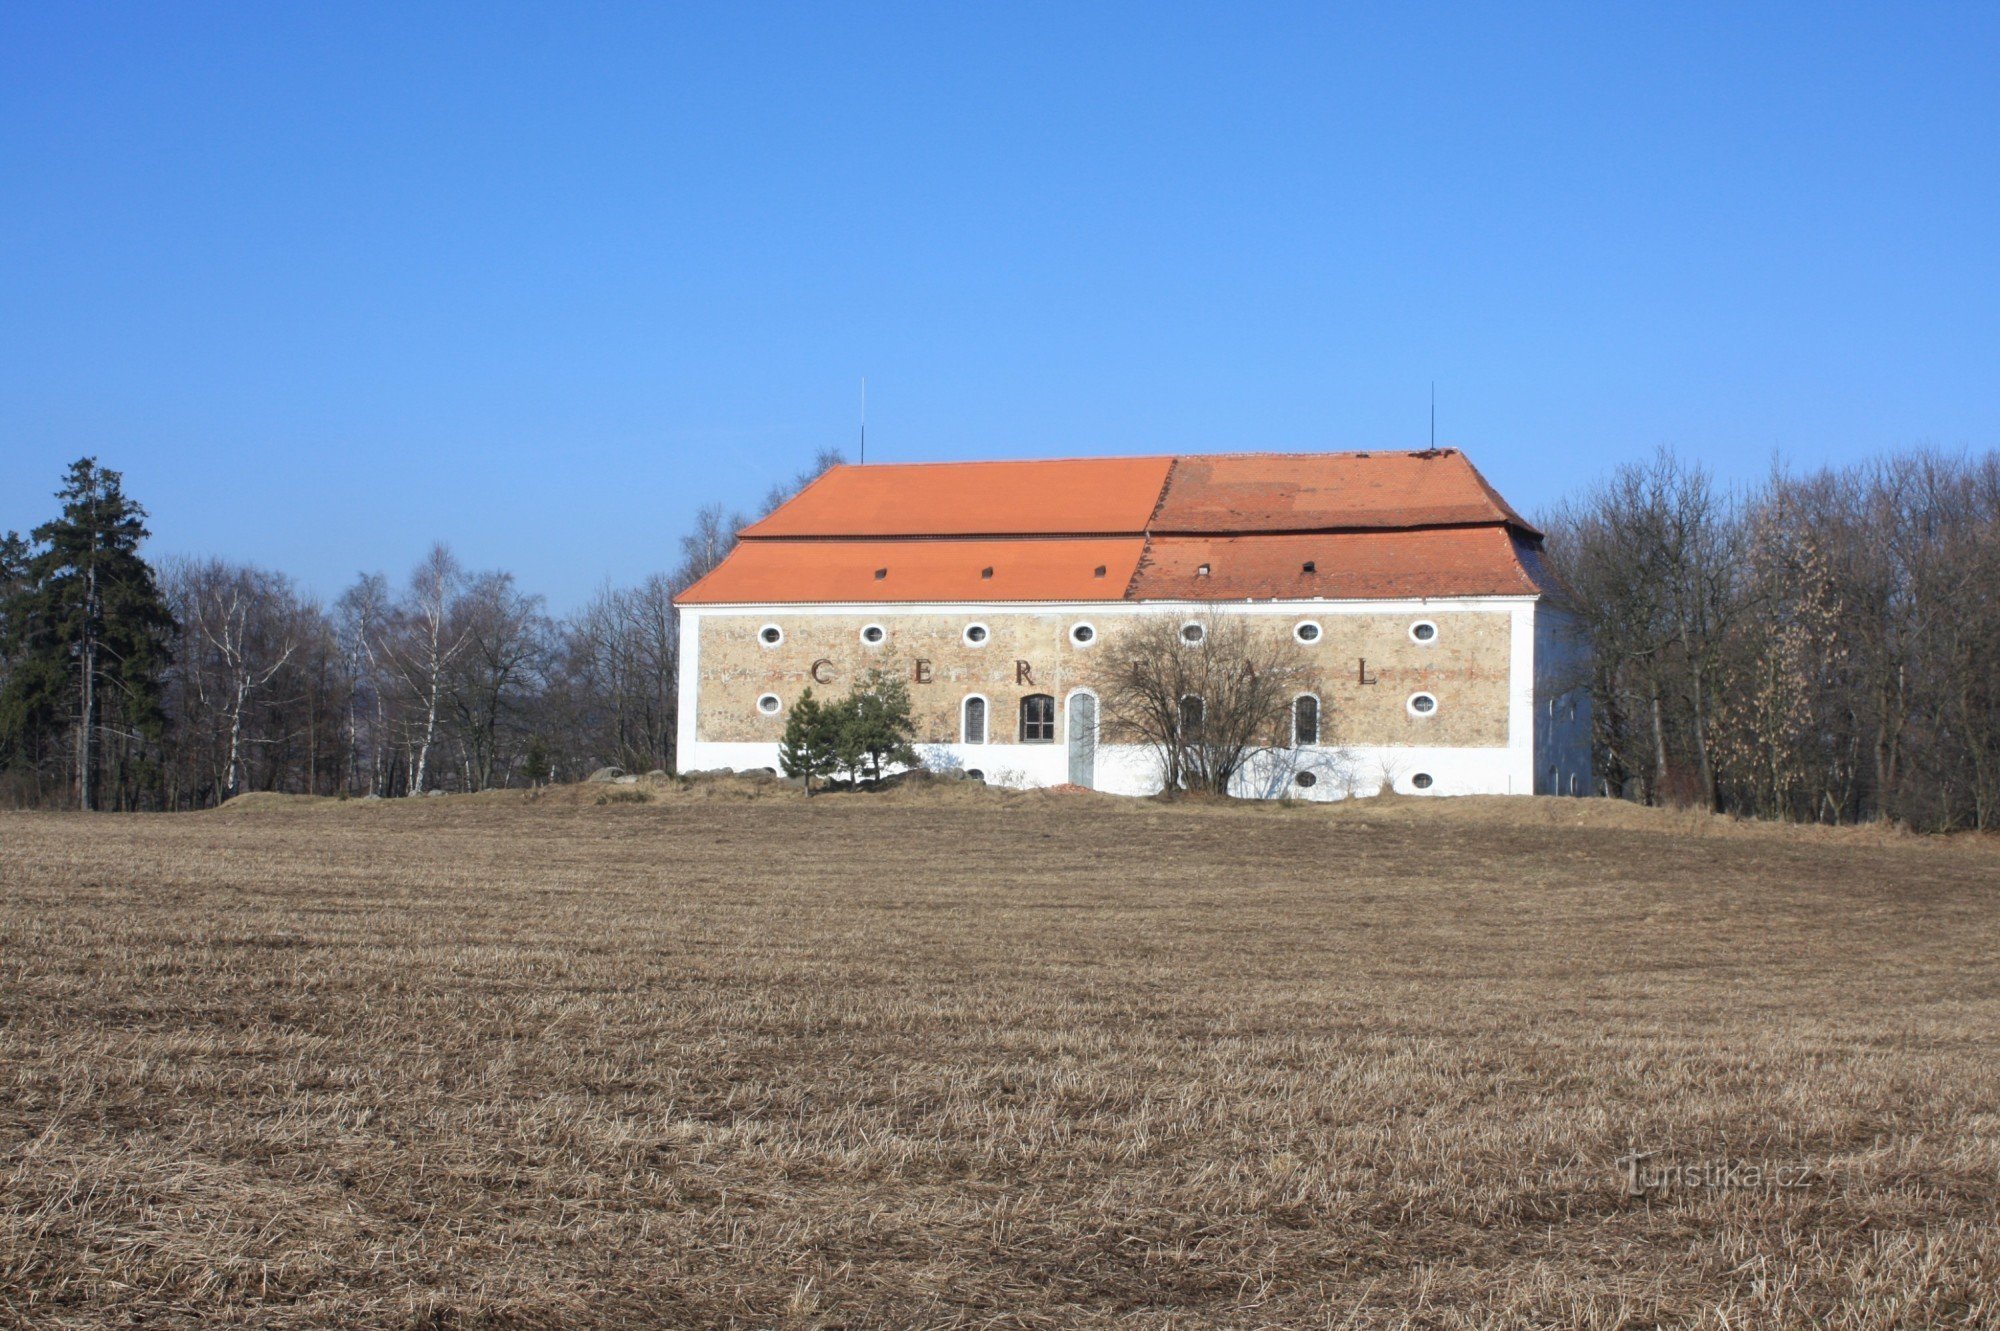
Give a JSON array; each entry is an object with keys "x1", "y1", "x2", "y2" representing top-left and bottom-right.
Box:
[
  {"x1": 874, "y1": 567, "x2": 887, "y2": 580},
  {"x1": 1093, "y1": 564, "x2": 1106, "y2": 578},
  {"x1": 1302, "y1": 560, "x2": 1316, "y2": 574},
  {"x1": 1196, "y1": 563, "x2": 1211, "y2": 578},
  {"x1": 980, "y1": 566, "x2": 993, "y2": 579}
]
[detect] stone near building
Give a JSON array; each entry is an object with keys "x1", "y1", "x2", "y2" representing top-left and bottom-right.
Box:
[{"x1": 673, "y1": 450, "x2": 1591, "y2": 799}]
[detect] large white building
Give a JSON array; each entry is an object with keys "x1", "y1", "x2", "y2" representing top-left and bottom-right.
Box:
[{"x1": 674, "y1": 450, "x2": 1591, "y2": 799}]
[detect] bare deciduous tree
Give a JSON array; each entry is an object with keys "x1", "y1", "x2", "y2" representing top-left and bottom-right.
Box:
[
  {"x1": 167, "y1": 560, "x2": 301, "y2": 800},
  {"x1": 383, "y1": 545, "x2": 468, "y2": 796},
  {"x1": 443, "y1": 571, "x2": 549, "y2": 791},
  {"x1": 1100, "y1": 614, "x2": 1313, "y2": 796},
  {"x1": 1545, "y1": 445, "x2": 2000, "y2": 829},
  {"x1": 335, "y1": 573, "x2": 392, "y2": 796}
]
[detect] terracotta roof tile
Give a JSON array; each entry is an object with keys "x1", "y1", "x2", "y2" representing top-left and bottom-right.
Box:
[
  {"x1": 1151, "y1": 450, "x2": 1533, "y2": 534},
  {"x1": 677, "y1": 449, "x2": 1549, "y2": 606},
  {"x1": 1128, "y1": 528, "x2": 1546, "y2": 601},
  {"x1": 738, "y1": 457, "x2": 1174, "y2": 538},
  {"x1": 675, "y1": 538, "x2": 1145, "y2": 604}
]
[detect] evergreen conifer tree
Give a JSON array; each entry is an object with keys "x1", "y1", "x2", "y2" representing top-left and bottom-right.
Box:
[
  {"x1": 840, "y1": 669, "x2": 918, "y2": 784},
  {"x1": 777, "y1": 687, "x2": 837, "y2": 795},
  {"x1": 0, "y1": 459, "x2": 175, "y2": 808}
]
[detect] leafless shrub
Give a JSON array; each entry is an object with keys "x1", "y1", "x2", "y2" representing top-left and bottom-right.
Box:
[{"x1": 1099, "y1": 613, "x2": 1315, "y2": 796}]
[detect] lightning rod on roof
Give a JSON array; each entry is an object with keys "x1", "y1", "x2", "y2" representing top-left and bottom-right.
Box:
[
  {"x1": 1430, "y1": 381, "x2": 1436, "y2": 450},
  {"x1": 859, "y1": 376, "x2": 867, "y2": 465}
]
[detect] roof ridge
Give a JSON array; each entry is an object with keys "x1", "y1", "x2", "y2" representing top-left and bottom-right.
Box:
[{"x1": 812, "y1": 447, "x2": 1462, "y2": 470}]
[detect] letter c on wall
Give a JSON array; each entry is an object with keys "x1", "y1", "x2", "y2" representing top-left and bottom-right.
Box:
[{"x1": 811, "y1": 658, "x2": 834, "y2": 684}]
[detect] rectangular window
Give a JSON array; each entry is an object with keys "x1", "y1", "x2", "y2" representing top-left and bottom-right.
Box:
[
  {"x1": 1020, "y1": 694, "x2": 1055, "y2": 742},
  {"x1": 963, "y1": 696, "x2": 986, "y2": 744}
]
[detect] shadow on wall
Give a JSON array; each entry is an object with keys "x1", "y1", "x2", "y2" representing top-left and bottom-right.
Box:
[{"x1": 1233, "y1": 747, "x2": 1366, "y2": 801}]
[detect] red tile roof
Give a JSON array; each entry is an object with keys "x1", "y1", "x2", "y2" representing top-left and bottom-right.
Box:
[
  {"x1": 1151, "y1": 451, "x2": 1533, "y2": 534},
  {"x1": 676, "y1": 538, "x2": 1146, "y2": 605},
  {"x1": 1129, "y1": 528, "x2": 1547, "y2": 600},
  {"x1": 678, "y1": 449, "x2": 1548, "y2": 605},
  {"x1": 738, "y1": 457, "x2": 1173, "y2": 538}
]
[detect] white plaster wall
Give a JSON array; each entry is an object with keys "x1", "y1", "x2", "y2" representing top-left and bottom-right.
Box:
[{"x1": 679, "y1": 738, "x2": 1527, "y2": 800}]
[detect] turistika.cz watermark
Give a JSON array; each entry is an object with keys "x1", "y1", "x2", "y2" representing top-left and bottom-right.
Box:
[{"x1": 1615, "y1": 1150, "x2": 1815, "y2": 1196}]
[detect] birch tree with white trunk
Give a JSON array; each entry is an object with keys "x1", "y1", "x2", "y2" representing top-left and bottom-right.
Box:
[
  {"x1": 182, "y1": 562, "x2": 299, "y2": 799},
  {"x1": 384, "y1": 545, "x2": 468, "y2": 795}
]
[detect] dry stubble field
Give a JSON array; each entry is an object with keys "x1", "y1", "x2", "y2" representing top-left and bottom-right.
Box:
[{"x1": 2, "y1": 780, "x2": 1998, "y2": 1329}]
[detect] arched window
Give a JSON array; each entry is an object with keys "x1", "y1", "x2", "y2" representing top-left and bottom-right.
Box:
[
  {"x1": 1019, "y1": 694, "x2": 1056, "y2": 742},
  {"x1": 1293, "y1": 695, "x2": 1319, "y2": 746},
  {"x1": 1179, "y1": 694, "x2": 1205, "y2": 740},
  {"x1": 962, "y1": 696, "x2": 987, "y2": 745}
]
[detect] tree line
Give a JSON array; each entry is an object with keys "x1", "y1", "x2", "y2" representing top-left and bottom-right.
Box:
[
  {"x1": 0, "y1": 453, "x2": 840, "y2": 810},
  {"x1": 5, "y1": 444, "x2": 1997, "y2": 829},
  {"x1": 1542, "y1": 446, "x2": 2000, "y2": 830}
]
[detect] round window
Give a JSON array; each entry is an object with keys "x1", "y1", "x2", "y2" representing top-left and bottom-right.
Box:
[
  {"x1": 965, "y1": 769, "x2": 985, "y2": 782},
  {"x1": 1407, "y1": 692, "x2": 1438, "y2": 717},
  {"x1": 1293, "y1": 771, "x2": 1318, "y2": 789},
  {"x1": 963, "y1": 623, "x2": 989, "y2": 646},
  {"x1": 1411, "y1": 772, "x2": 1434, "y2": 790},
  {"x1": 756, "y1": 694, "x2": 781, "y2": 715},
  {"x1": 1294, "y1": 621, "x2": 1321, "y2": 644},
  {"x1": 758, "y1": 624, "x2": 783, "y2": 647},
  {"x1": 1409, "y1": 620, "x2": 1438, "y2": 644},
  {"x1": 860, "y1": 624, "x2": 885, "y2": 645},
  {"x1": 1180, "y1": 622, "x2": 1206, "y2": 645},
  {"x1": 1070, "y1": 623, "x2": 1096, "y2": 646}
]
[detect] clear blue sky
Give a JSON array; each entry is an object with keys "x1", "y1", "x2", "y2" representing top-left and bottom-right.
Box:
[{"x1": 4, "y1": 3, "x2": 1995, "y2": 609}]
